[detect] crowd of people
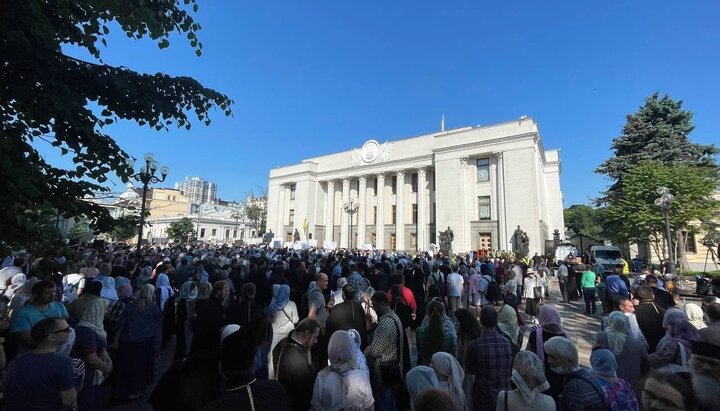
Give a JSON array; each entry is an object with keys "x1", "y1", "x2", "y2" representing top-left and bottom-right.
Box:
[{"x1": 0, "y1": 243, "x2": 718, "y2": 411}]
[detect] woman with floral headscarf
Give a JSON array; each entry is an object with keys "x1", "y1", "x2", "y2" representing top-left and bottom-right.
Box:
[
  {"x1": 524, "y1": 304, "x2": 570, "y2": 403},
  {"x1": 497, "y1": 351, "x2": 555, "y2": 411},
  {"x1": 430, "y1": 352, "x2": 468, "y2": 411},
  {"x1": 595, "y1": 311, "x2": 649, "y2": 396},
  {"x1": 311, "y1": 330, "x2": 374, "y2": 411},
  {"x1": 648, "y1": 308, "x2": 699, "y2": 369},
  {"x1": 589, "y1": 348, "x2": 639, "y2": 411}
]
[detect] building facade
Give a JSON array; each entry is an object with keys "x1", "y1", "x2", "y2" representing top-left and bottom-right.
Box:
[
  {"x1": 266, "y1": 118, "x2": 564, "y2": 254},
  {"x1": 146, "y1": 205, "x2": 257, "y2": 245},
  {"x1": 175, "y1": 176, "x2": 217, "y2": 205}
]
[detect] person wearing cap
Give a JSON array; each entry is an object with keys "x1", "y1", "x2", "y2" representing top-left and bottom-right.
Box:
[
  {"x1": 522, "y1": 268, "x2": 541, "y2": 323},
  {"x1": 273, "y1": 318, "x2": 321, "y2": 411},
  {"x1": 634, "y1": 285, "x2": 665, "y2": 354},
  {"x1": 204, "y1": 324, "x2": 291, "y2": 411}
]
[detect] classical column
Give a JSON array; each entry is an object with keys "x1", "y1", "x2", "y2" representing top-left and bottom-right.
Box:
[
  {"x1": 376, "y1": 174, "x2": 386, "y2": 250},
  {"x1": 395, "y1": 170, "x2": 406, "y2": 251},
  {"x1": 276, "y1": 184, "x2": 286, "y2": 236},
  {"x1": 417, "y1": 167, "x2": 428, "y2": 251},
  {"x1": 490, "y1": 159, "x2": 498, "y2": 249},
  {"x1": 325, "y1": 180, "x2": 335, "y2": 243},
  {"x1": 459, "y1": 157, "x2": 469, "y2": 252},
  {"x1": 357, "y1": 176, "x2": 367, "y2": 248},
  {"x1": 340, "y1": 178, "x2": 350, "y2": 248},
  {"x1": 495, "y1": 153, "x2": 507, "y2": 251}
]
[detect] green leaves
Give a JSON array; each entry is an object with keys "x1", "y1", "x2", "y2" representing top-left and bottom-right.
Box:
[
  {"x1": 1, "y1": 0, "x2": 233, "y2": 251},
  {"x1": 167, "y1": 217, "x2": 196, "y2": 243}
]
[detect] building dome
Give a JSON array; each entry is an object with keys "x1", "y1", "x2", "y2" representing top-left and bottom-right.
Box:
[{"x1": 118, "y1": 182, "x2": 140, "y2": 201}]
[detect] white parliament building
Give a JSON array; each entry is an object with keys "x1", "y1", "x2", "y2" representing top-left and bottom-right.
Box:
[{"x1": 266, "y1": 118, "x2": 564, "y2": 254}]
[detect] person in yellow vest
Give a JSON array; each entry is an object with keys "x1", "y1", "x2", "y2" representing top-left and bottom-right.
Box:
[{"x1": 621, "y1": 259, "x2": 631, "y2": 275}]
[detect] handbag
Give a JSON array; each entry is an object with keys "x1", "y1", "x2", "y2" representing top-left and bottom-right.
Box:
[{"x1": 378, "y1": 316, "x2": 403, "y2": 387}]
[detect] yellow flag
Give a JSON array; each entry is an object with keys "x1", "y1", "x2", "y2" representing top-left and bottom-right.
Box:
[{"x1": 302, "y1": 218, "x2": 308, "y2": 232}]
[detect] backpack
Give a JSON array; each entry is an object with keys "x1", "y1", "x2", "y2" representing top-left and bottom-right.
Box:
[
  {"x1": 389, "y1": 286, "x2": 412, "y2": 328},
  {"x1": 430, "y1": 272, "x2": 446, "y2": 297},
  {"x1": 299, "y1": 289, "x2": 322, "y2": 319},
  {"x1": 486, "y1": 281, "x2": 503, "y2": 304}
]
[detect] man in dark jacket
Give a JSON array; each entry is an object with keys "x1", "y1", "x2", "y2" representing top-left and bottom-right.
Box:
[
  {"x1": 273, "y1": 318, "x2": 321, "y2": 411},
  {"x1": 634, "y1": 285, "x2": 666, "y2": 353},
  {"x1": 325, "y1": 284, "x2": 368, "y2": 349}
]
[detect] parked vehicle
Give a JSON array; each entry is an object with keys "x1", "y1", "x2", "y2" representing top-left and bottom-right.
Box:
[{"x1": 590, "y1": 245, "x2": 625, "y2": 273}]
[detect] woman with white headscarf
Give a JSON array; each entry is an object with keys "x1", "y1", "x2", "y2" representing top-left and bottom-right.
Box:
[
  {"x1": 311, "y1": 330, "x2": 374, "y2": 411},
  {"x1": 4, "y1": 273, "x2": 25, "y2": 300},
  {"x1": 100, "y1": 276, "x2": 119, "y2": 303},
  {"x1": 594, "y1": 311, "x2": 649, "y2": 396},
  {"x1": 684, "y1": 303, "x2": 707, "y2": 330},
  {"x1": 496, "y1": 351, "x2": 555, "y2": 411},
  {"x1": 430, "y1": 352, "x2": 468, "y2": 411},
  {"x1": 406, "y1": 366, "x2": 440, "y2": 410}
]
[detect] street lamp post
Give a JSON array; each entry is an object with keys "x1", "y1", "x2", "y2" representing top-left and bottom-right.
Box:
[
  {"x1": 654, "y1": 186, "x2": 677, "y2": 275},
  {"x1": 131, "y1": 153, "x2": 169, "y2": 252},
  {"x1": 231, "y1": 211, "x2": 243, "y2": 243},
  {"x1": 344, "y1": 197, "x2": 359, "y2": 249}
]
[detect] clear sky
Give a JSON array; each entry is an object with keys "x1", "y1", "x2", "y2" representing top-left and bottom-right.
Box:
[{"x1": 44, "y1": 0, "x2": 720, "y2": 206}]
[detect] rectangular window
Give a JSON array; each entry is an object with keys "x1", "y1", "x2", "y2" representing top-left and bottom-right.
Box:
[
  {"x1": 477, "y1": 158, "x2": 490, "y2": 182},
  {"x1": 211, "y1": 228, "x2": 217, "y2": 237},
  {"x1": 392, "y1": 176, "x2": 397, "y2": 194},
  {"x1": 411, "y1": 173, "x2": 418, "y2": 193},
  {"x1": 392, "y1": 205, "x2": 396, "y2": 224},
  {"x1": 289, "y1": 184, "x2": 296, "y2": 200},
  {"x1": 412, "y1": 204, "x2": 418, "y2": 224},
  {"x1": 411, "y1": 233, "x2": 417, "y2": 248},
  {"x1": 372, "y1": 178, "x2": 378, "y2": 193},
  {"x1": 373, "y1": 206, "x2": 377, "y2": 224},
  {"x1": 225, "y1": 229, "x2": 230, "y2": 238},
  {"x1": 289, "y1": 209, "x2": 295, "y2": 225},
  {"x1": 685, "y1": 232, "x2": 697, "y2": 253},
  {"x1": 478, "y1": 196, "x2": 491, "y2": 220},
  {"x1": 200, "y1": 228, "x2": 206, "y2": 238},
  {"x1": 233, "y1": 229, "x2": 237, "y2": 238}
]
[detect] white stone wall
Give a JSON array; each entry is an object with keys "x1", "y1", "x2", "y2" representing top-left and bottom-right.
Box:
[{"x1": 266, "y1": 119, "x2": 564, "y2": 254}]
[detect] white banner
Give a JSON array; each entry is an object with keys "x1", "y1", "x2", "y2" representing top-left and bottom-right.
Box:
[{"x1": 323, "y1": 240, "x2": 337, "y2": 250}]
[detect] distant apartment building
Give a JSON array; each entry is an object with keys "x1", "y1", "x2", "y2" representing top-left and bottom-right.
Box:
[{"x1": 175, "y1": 176, "x2": 217, "y2": 205}]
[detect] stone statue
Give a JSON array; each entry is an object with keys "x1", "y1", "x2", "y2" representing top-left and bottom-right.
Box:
[
  {"x1": 438, "y1": 226, "x2": 454, "y2": 255},
  {"x1": 293, "y1": 229, "x2": 301, "y2": 242},
  {"x1": 263, "y1": 229, "x2": 274, "y2": 244},
  {"x1": 511, "y1": 225, "x2": 530, "y2": 258}
]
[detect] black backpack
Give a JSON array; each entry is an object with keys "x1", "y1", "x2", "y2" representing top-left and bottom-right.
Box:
[
  {"x1": 389, "y1": 286, "x2": 412, "y2": 328},
  {"x1": 486, "y1": 281, "x2": 503, "y2": 303},
  {"x1": 430, "y1": 272, "x2": 446, "y2": 297}
]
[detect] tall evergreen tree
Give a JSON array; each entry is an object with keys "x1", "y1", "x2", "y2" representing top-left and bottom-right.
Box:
[{"x1": 596, "y1": 93, "x2": 718, "y2": 201}]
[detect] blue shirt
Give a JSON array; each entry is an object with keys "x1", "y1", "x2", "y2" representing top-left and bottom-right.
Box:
[
  {"x1": 3, "y1": 352, "x2": 75, "y2": 411},
  {"x1": 10, "y1": 302, "x2": 68, "y2": 333},
  {"x1": 605, "y1": 274, "x2": 629, "y2": 297}
]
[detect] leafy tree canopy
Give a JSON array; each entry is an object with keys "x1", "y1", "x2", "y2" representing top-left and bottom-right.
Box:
[
  {"x1": 108, "y1": 215, "x2": 140, "y2": 242},
  {"x1": 0, "y1": 0, "x2": 232, "y2": 250},
  {"x1": 166, "y1": 217, "x2": 195, "y2": 243},
  {"x1": 601, "y1": 161, "x2": 720, "y2": 247},
  {"x1": 246, "y1": 203, "x2": 267, "y2": 235},
  {"x1": 596, "y1": 93, "x2": 718, "y2": 201},
  {"x1": 564, "y1": 204, "x2": 603, "y2": 240}
]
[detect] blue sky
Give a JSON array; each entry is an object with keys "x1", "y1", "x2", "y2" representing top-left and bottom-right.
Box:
[{"x1": 44, "y1": 0, "x2": 719, "y2": 206}]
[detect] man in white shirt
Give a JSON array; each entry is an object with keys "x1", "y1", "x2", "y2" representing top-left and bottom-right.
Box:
[{"x1": 446, "y1": 266, "x2": 464, "y2": 313}]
